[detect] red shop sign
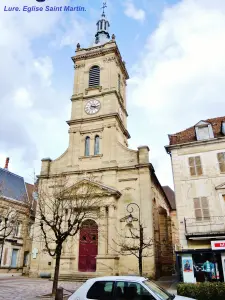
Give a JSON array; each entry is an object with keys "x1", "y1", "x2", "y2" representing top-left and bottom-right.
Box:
[{"x1": 211, "y1": 241, "x2": 225, "y2": 250}]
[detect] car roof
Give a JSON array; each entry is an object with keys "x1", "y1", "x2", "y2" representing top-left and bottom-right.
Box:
[{"x1": 86, "y1": 276, "x2": 147, "y2": 283}]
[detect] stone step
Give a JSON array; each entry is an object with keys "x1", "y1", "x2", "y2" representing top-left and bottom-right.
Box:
[{"x1": 58, "y1": 273, "x2": 97, "y2": 282}]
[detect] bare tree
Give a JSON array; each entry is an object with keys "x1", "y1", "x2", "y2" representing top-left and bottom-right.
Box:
[
  {"x1": 36, "y1": 175, "x2": 104, "y2": 295},
  {"x1": 108, "y1": 203, "x2": 154, "y2": 276},
  {"x1": 0, "y1": 207, "x2": 19, "y2": 266},
  {"x1": 113, "y1": 218, "x2": 154, "y2": 277}
]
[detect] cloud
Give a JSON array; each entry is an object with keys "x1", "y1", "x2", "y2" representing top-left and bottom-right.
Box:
[
  {"x1": 123, "y1": 0, "x2": 146, "y2": 22},
  {"x1": 0, "y1": 0, "x2": 92, "y2": 182},
  {"x1": 13, "y1": 88, "x2": 33, "y2": 108},
  {"x1": 129, "y1": 0, "x2": 225, "y2": 187},
  {"x1": 33, "y1": 57, "x2": 53, "y2": 87}
]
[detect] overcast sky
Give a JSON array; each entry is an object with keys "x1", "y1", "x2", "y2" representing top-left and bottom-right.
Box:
[{"x1": 0, "y1": 0, "x2": 225, "y2": 188}]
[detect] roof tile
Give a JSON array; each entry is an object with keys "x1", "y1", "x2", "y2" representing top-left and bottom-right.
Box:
[{"x1": 169, "y1": 116, "x2": 225, "y2": 145}]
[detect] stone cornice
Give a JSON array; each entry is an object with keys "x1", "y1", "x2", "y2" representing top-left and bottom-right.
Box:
[
  {"x1": 165, "y1": 136, "x2": 225, "y2": 154},
  {"x1": 72, "y1": 42, "x2": 129, "y2": 80},
  {"x1": 70, "y1": 89, "x2": 128, "y2": 117},
  {"x1": 38, "y1": 163, "x2": 151, "y2": 179},
  {"x1": 67, "y1": 113, "x2": 131, "y2": 139}
]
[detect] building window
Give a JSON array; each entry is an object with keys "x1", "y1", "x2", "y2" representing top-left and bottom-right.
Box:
[
  {"x1": 188, "y1": 156, "x2": 203, "y2": 176},
  {"x1": 85, "y1": 136, "x2": 90, "y2": 156},
  {"x1": 217, "y1": 152, "x2": 225, "y2": 173},
  {"x1": 118, "y1": 74, "x2": 121, "y2": 93},
  {"x1": 196, "y1": 126, "x2": 210, "y2": 140},
  {"x1": 94, "y1": 135, "x2": 100, "y2": 155},
  {"x1": 89, "y1": 66, "x2": 100, "y2": 88},
  {"x1": 195, "y1": 123, "x2": 214, "y2": 140},
  {"x1": 222, "y1": 122, "x2": 225, "y2": 135},
  {"x1": 14, "y1": 222, "x2": 20, "y2": 237},
  {"x1": 193, "y1": 197, "x2": 210, "y2": 220}
]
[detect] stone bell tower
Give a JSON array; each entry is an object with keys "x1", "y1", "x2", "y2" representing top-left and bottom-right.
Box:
[{"x1": 66, "y1": 5, "x2": 131, "y2": 169}]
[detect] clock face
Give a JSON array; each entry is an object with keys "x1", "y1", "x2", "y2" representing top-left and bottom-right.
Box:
[{"x1": 84, "y1": 99, "x2": 101, "y2": 115}]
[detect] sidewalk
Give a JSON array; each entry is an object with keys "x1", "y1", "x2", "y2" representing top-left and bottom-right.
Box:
[
  {"x1": 0, "y1": 273, "x2": 22, "y2": 278},
  {"x1": 155, "y1": 275, "x2": 178, "y2": 295}
]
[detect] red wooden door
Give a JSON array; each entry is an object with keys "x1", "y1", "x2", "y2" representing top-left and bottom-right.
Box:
[{"x1": 78, "y1": 220, "x2": 98, "y2": 272}]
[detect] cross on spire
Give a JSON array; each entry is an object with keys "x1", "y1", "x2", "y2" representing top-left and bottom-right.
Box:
[{"x1": 101, "y1": 2, "x2": 107, "y2": 15}]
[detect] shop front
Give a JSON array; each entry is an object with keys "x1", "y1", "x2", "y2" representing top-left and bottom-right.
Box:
[{"x1": 176, "y1": 241, "x2": 225, "y2": 283}]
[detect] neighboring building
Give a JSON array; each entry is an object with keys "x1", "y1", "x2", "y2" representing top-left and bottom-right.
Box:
[
  {"x1": 165, "y1": 116, "x2": 225, "y2": 283},
  {"x1": 29, "y1": 9, "x2": 174, "y2": 280},
  {"x1": 0, "y1": 158, "x2": 35, "y2": 275}
]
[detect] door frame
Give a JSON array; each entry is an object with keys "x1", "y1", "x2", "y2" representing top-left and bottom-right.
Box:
[{"x1": 78, "y1": 219, "x2": 98, "y2": 272}]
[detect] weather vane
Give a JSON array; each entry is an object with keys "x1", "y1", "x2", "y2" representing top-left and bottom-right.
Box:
[{"x1": 101, "y1": 2, "x2": 107, "y2": 15}]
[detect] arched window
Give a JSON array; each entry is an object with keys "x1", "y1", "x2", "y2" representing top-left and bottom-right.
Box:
[
  {"x1": 94, "y1": 135, "x2": 100, "y2": 155},
  {"x1": 89, "y1": 66, "x2": 100, "y2": 88},
  {"x1": 118, "y1": 74, "x2": 121, "y2": 93},
  {"x1": 85, "y1": 136, "x2": 90, "y2": 156}
]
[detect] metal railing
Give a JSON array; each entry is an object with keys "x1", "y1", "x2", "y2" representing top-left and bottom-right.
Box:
[{"x1": 184, "y1": 216, "x2": 225, "y2": 236}]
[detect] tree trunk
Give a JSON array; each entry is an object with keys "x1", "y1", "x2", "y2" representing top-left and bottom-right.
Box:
[
  {"x1": 52, "y1": 246, "x2": 62, "y2": 295},
  {"x1": 139, "y1": 252, "x2": 143, "y2": 276},
  {"x1": 139, "y1": 225, "x2": 143, "y2": 276}
]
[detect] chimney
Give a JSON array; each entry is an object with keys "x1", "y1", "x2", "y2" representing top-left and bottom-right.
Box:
[{"x1": 4, "y1": 157, "x2": 9, "y2": 169}]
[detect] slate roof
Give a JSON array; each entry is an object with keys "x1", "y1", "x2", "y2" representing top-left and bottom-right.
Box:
[
  {"x1": 168, "y1": 116, "x2": 225, "y2": 145},
  {"x1": 0, "y1": 167, "x2": 28, "y2": 202},
  {"x1": 162, "y1": 186, "x2": 176, "y2": 210}
]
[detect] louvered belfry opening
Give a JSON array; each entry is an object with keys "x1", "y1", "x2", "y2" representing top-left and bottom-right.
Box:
[{"x1": 89, "y1": 66, "x2": 100, "y2": 87}]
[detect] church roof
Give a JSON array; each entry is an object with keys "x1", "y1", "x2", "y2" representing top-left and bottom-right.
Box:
[
  {"x1": 0, "y1": 167, "x2": 28, "y2": 203},
  {"x1": 162, "y1": 186, "x2": 176, "y2": 210}
]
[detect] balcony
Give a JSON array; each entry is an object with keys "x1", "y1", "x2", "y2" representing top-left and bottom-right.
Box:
[{"x1": 184, "y1": 216, "x2": 225, "y2": 238}]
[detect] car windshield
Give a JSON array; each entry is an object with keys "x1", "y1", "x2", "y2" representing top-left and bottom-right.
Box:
[{"x1": 143, "y1": 280, "x2": 174, "y2": 300}]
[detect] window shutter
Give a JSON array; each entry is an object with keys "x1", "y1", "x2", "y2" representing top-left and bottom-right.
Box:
[
  {"x1": 189, "y1": 156, "x2": 203, "y2": 176},
  {"x1": 195, "y1": 156, "x2": 203, "y2": 175},
  {"x1": 201, "y1": 197, "x2": 210, "y2": 219},
  {"x1": 194, "y1": 198, "x2": 202, "y2": 220},
  {"x1": 194, "y1": 197, "x2": 210, "y2": 220},
  {"x1": 189, "y1": 157, "x2": 196, "y2": 176},
  {"x1": 89, "y1": 66, "x2": 100, "y2": 87},
  {"x1": 217, "y1": 152, "x2": 225, "y2": 173},
  {"x1": 217, "y1": 152, "x2": 224, "y2": 162}
]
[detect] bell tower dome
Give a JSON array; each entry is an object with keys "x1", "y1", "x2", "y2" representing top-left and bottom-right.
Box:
[{"x1": 94, "y1": 2, "x2": 110, "y2": 45}]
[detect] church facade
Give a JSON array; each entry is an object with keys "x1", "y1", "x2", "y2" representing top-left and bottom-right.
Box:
[{"x1": 29, "y1": 11, "x2": 175, "y2": 279}]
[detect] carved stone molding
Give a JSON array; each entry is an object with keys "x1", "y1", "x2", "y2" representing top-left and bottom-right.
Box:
[
  {"x1": 103, "y1": 57, "x2": 116, "y2": 63},
  {"x1": 74, "y1": 63, "x2": 85, "y2": 69},
  {"x1": 79, "y1": 154, "x2": 103, "y2": 160},
  {"x1": 119, "y1": 178, "x2": 138, "y2": 182},
  {"x1": 85, "y1": 86, "x2": 102, "y2": 94}
]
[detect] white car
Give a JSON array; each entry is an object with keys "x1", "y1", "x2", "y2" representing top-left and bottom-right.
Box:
[{"x1": 68, "y1": 275, "x2": 195, "y2": 300}]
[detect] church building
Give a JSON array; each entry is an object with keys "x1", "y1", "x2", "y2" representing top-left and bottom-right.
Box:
[{"x1": 29, "y1": 8, "x2": 176, "y2": 280}]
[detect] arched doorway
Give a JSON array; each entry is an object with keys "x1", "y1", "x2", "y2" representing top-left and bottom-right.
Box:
[{"x1": 78, "y1": 219, "x2": 98, "y2": 272}]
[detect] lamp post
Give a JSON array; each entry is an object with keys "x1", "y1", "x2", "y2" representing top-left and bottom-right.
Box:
[
  {"x1": 0, "y1": 217, "x2": 8, "y2": 266},
  {"x1": 126, "y1": 203, "x2": 144, "y2": 276}
]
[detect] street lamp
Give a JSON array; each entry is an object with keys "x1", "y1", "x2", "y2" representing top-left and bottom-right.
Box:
[
  {"x1": 126, "y1": 203, "x2": 144, "y2": 276},
  {"x1": 0, "y1": 217, "x2": 8, "y2": 266}
]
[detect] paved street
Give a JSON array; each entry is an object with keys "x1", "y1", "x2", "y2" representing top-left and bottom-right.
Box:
[
  {"x1": 0, "y1": 275, "x2": 177, "y2": 299},
  {"x1": 0, "y1": 277, "x2": 81, "y2": 300}
]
